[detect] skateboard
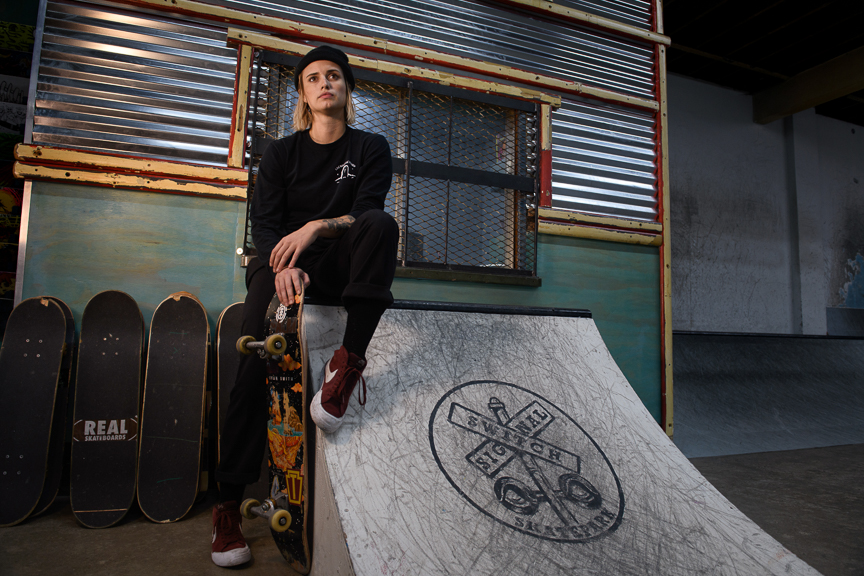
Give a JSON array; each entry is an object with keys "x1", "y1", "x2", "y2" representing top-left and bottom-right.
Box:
[
  {"x1": 70, "y1": 290, "x2": 144, "y2": 528},
  {"x1": 137, "y1": 291, "x2": 209, "y2": 523},
  {"x1": 215, "y1": 302, "x2": 271, "y2": 500},
  {"x1": 216, "y1": 303, "x2": 244, "y2": 484},
  {"x1": 238, "y1": 288, "x2": 313, "y2": 573},
  {"x1": 0, "y1": 297, "x2": 68, "y2": 527},
  {"x1": 32, "y1": 297, "x2": 74, "y2": 517}
]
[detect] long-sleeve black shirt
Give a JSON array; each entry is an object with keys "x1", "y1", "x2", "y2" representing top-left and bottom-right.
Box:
[{"x1": 250, "y1": 127, "x2": 392, "y2": 267}]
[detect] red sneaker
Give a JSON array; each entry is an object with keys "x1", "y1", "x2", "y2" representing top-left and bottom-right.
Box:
[
  {"x1": 310, "y1": 346, "x2": 366, "y2": 433},
  {"x1": 211, "y1": 501, "x2": 251, "y2": 567}
]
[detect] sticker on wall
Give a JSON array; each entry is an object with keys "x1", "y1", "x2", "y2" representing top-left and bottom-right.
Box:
[{"x1": 429, "y1": 381, "x2": 624, "y2": 543}]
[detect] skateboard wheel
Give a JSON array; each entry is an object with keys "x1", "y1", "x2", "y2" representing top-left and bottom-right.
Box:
[
  {"x1": 236, "y1": 335, "x2": 255, "y2": 355},
  {"x1": 240, "y1": 498, "x2": 260, "y2": 519},
  {"x1": 270, "y1": 509, "x2": 292, "y2": 532},
  {"x1": 264, "y1": 334, "x2": 287, "y2": 356}
]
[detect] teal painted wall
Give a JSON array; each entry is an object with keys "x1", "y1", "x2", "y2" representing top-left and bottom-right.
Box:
[
  {"x1": 392, "y1": 234, "x2": 662, "y2": 421},
  {"x1": 21, "y1": 181, "x2": 247, "y2": 337},
  {"x1": 21, "y1": 182, "x2": 661, "y2": 420}
]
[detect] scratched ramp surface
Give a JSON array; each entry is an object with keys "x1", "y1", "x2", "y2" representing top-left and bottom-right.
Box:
[{"x1": 303, "y1": 304, "x2": 820, "y2": 576}]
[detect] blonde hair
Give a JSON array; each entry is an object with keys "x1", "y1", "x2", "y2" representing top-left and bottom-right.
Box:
[{"x1": 292, "y1": 79, "x2": 356, "y2": 132}]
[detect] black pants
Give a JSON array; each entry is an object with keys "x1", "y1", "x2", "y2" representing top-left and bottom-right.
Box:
[{"x1": 216, "y1": 209, "x2": 398, "y2": 485}]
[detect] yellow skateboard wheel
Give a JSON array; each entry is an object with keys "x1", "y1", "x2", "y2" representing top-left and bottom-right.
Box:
[
  {"x1": 236, "y1": 335, "x2": 255, "y2": 355},
  {"x1": 240, "y1": 498, "x2": 260, "y2": 519},
  {"x1": 264, "y1": 334, "x2": 287, "y2": 356},
  {"x1": 270, "y1": 509, "x2": 292, "y2": 532}
]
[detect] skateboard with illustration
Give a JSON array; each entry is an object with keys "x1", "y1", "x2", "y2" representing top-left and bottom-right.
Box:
[
  {"x1": 238, "y1": 287, "x2": 312, "y2": 574},
  {"x1": 137, "y1": 291, "x2": 209, "y2": 523},
  {"x1": 0, "y1": 297, "x2": 68, "y2": 527},
  {"x1": 70, "y1": 290, "x2": 144, "y2": 528}
]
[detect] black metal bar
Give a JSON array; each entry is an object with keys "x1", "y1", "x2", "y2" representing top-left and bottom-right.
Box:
[
  {"x1": 531, "y1": 104, "x2": 540, "y2": 277},
  {"x1": 402, "y1": 81, "x2": 413, "y2": 267},
  {"x1": 401, "y1": 161, "x2": 534, "y2": 192},
  {"x1": 389, "y1": 300, "x2": 590, "y2": 318},
  {"x1": 444, "y1": 95, "x2": 453, "y2": 266},
  {"x1": 242, "y1": 50, "x2": 264, "y2": 261}
]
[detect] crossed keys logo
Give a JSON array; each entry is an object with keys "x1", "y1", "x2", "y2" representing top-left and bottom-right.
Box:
[{"x1": 430, "y1": 381, "x2": 623, "y2": 543}]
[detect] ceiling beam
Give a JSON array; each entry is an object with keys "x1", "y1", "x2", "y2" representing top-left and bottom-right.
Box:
[{"x1": 753, "y1": 45, "x2": 864, "y2": 124}]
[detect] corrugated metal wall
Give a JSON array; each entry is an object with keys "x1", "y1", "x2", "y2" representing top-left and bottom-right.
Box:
[
  {"x1": 28, "y1": 0, "x2": 660, "y2": 221},
  {"x1": 204, "y1": 0, "x2": 655, "y2": 99},
  {"x1": 554, "y1": 0, "x2": 652, "y2": 29},
  {"x1": 552, "y1": 99, "x2": 657, "y2": 221},
  {"x1": 32, "y1": 0, "x2": 237, "y2": 165}
]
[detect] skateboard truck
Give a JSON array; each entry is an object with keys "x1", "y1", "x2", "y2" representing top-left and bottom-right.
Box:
[
  {"x1": 236, "y1": 334, "x2": 287, "y2": 359},
  {"x1": 240, "y1": 477, "x2": 292, "y2": 532}
]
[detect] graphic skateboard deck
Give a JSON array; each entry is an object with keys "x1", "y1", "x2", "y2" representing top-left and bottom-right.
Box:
[
  {"x1": 0, "y1": 297, "x2": 67, "y2": 527},
  {"x1": 137, "y1": 291, "x2": 209, "y2": 523},
  {"x1": 70, "y1": 290, "x2": 144, "y2": 528},
  {"x1": 239, "y1": 288, "x2": 312, "y2": 574},
  {"x1": 216, "y1": 302, "x2": 273, "y2": 502},
  {"x1": 32, "y1": 297, "x2": 74, "y2": 517}
]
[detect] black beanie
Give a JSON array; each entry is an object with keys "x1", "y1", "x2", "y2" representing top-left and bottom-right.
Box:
[{"x1": 294, "y1": 45, "x2": 355, "y2": 91}]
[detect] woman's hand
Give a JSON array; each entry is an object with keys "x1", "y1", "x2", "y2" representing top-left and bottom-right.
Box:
[
  {"x1": 270, "y1": 222, "x2": 322, "y2": 273},
  {"x1": 275, "y1": 267, "x2": 310, "y2": 306}
]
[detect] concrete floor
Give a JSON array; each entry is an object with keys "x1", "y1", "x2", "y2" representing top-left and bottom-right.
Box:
[
  {"x1": 690, "y1": 443, "x2": 864, "y2": 576},
  {"x1": 1, "y1": 444, "x2": 862, "y2": 576}
]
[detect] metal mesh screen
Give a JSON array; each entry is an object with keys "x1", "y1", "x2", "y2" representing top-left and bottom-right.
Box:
[{"x1": 243, "y1": 51, "x2": 539, "y2": 276}]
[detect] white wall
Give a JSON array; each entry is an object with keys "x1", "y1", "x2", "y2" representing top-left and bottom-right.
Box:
[{"x1": 667, "y1": 74, "x2": 864, "y2": 335}]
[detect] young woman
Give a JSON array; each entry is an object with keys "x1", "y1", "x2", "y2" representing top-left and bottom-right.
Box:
[{"x1": 211, "y1": 45, "x2": 398, "y2": 567}]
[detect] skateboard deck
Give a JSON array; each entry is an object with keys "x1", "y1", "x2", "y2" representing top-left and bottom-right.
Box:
[
  {"x1": 137, "y1": 292, "x2": 209, "y2": 523},
  {"x1": 216, "y1": 303, "x2": 273, "y2": 502},
  {"x1": 239, "y1": 289, "x2": 312, "y2": 573},
  {"x1": 32, "y1": 297, "x2": 74, "y2": 517},
  {"x1": 0, "y1": 297, "x2": 67, "y2": 527},
  {"x1": 216, "y1": 302, "x2": 243, "y2": 476},
  {"x1": 70, "y1": 290, "x2": 144, "y2": 528}
]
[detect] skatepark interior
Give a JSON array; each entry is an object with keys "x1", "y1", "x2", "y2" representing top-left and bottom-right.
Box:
[{"x1": 2, "y1": 0, "x2": 864, "y2": 575}]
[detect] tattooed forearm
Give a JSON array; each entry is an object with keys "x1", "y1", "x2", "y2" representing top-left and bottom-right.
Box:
[{"x1": 319, "y1": 215, "x2": 355, "y2": 237}]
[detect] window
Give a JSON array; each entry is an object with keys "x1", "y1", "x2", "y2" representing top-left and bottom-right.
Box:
[{"x1": 241, "y1": 50, "x2": 540, "y2": 278}]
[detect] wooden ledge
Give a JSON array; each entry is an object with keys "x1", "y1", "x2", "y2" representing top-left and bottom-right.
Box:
[
  {"x1": 15, "y1": 144, "x2": 248, "y2": 184},
  {"x1": 539, "y1": 208, "x2": 662, "y2": 247}
]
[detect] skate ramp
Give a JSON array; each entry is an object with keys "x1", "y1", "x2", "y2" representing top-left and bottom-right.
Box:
[
  {"x1": 673, "y1": 333, "x2": 864, "y2": 458},
  {"x1": 304, "y1": 304, "x2": 819, "y2": 576}
]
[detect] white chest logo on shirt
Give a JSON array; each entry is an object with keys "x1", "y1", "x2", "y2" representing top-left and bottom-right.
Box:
[{"x1": 335, "y1": 161, "x2": 356, "y2": 182}]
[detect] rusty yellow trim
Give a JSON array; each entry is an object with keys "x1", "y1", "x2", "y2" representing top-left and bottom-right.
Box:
[
  {"x1": 492, "y1": 0, "x2": 670, "y2": 46},
  {"x1": 13, "y1": 163, "x2": 246, "y2": 200},
  {"x1": 229, "y1": 30, "x2": 562, "y2": 107},
  {"x1": 658, "y1": 44, "x2": 673, "y2": 438},
  {"x1": 540, "y1": 104, "x2": 552, "y2": 151},
  {"x1": 229, "y1": 44, "x2": 253, "y2": 168},
  {"x1": 539, "y1": 208, "x2": 662, "y2": 233},
  {"x1": 14, "y1": 144, "x2": 247, "y2": 183},
  {"x1": 538, "y1": 220, "x2": 662, "y2": 246}
]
